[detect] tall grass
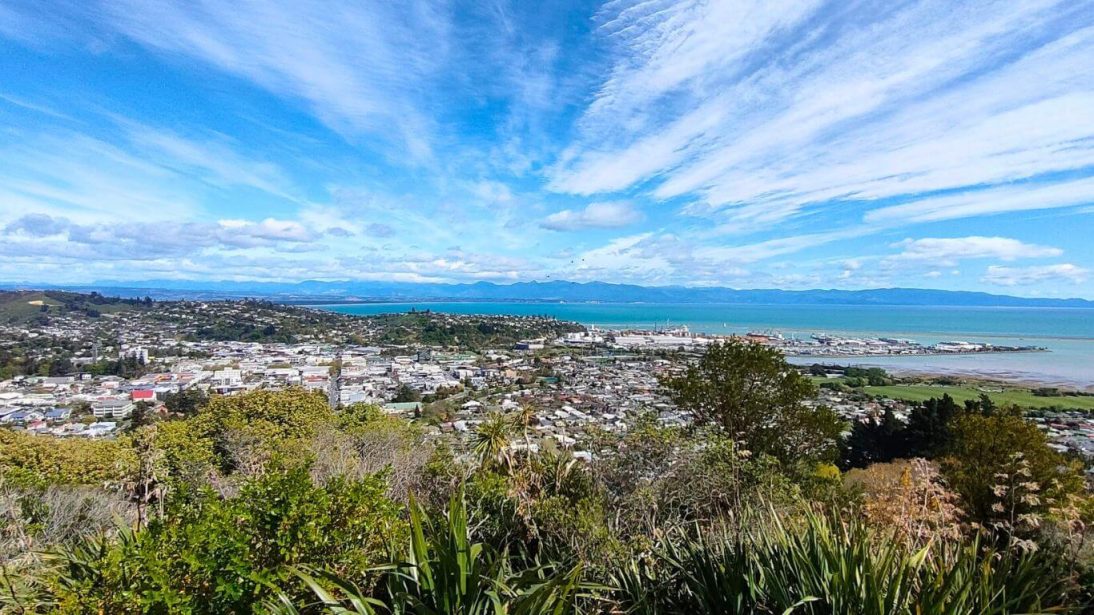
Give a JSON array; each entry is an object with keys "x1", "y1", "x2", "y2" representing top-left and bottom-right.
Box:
[
  {"x1": 290, "y1": 500, "x2": 1074, "y2": 614},
  {"x1": 280, "y1": 493, "x2": 588, "y2": 614},
  {"x1": 611, "y1": 510, "x2": 1071, "y2": 614}
]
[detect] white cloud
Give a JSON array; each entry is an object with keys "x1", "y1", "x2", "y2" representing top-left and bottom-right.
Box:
[
  {"x1": 0, "y1": 1, "x2": 82, "y2": 46},
  {"x1": 691, "y1": 228, "x2": 867, "y2": 264},
  {"x1": 217, "y1": 218, "x2": 315, "y2": 243},
  {"x1": 469, "y1": 180, "x2": 514, "y2": 205},
  {"x1": 887, "y1": 236, "x2": 1062, "y2": 266},
  {"x1": 0, "y1": 92, "x2": 73, "y2": 120},
  {"x1": 324, "y1": 185, "x2": 463, "y2": 247},
  {"x1": 0, "y1": 214, "x2": 326, "y2": 265},
  {"x1": 565, "y1": 233, "x2": 674, "y2": 281},
  {"x1": 540, "y1": 201, "x2": 643, "y2": 231},
  {"x1": 550, "y1": 0, "x2": 1094, "y2": 234},
  {"x1": 100, "y1": 0, "x2": 453, "y2": 160},
  {"x1": 297, "y1": 205, "x2": 367, "y2": 237},
  {"x1": 0, "y1": 120, "x2": 306, "y2": 230},
  {"x1": 865, "y1": 177, "x2": 1094, "y2": 225},
  {"x1": 123, "y1": 123, "x2": 299, "y2": 200},
  {"x1": 0, "y1": 213, "x2": 542, "y2": 284},
  {"x1": 582, "y1": 0, "x2": 823, "y2": 149},
  {"x1": 0, "y1": 133, "x2": 199, "y2": 224},
  {"x1": 981, "y1": 263, "x2": 1088, "y2": 286},
  {"x1": 561, "y1": 231, "x2": 851, "y2": 285}
]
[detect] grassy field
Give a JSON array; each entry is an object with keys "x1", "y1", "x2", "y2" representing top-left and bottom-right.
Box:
[
  {"x1": 0, "y1": 291, "x2": 65, "y2": 322},
  {"x1": 859, "y1": 384, "x2": 1094, "y2": 410},
  {"x1": 0, "y1": 290, "x2": 146, "y2": 324}
]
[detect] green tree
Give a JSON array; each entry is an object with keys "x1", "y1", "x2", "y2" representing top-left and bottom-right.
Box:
[
  {"x1": 153, "y1": 419, "x2": 217, "y2": 487},
  {"x1": 661, "y1": 339, "x2": 842, "y2": 463},
  {"x1": 161, "y1": 387, "x2": 209, "y2": 417},
  {"x1": 941, "y1": 410, "x2": 1087, "y2": 524},
  {"x1": 840, "y1": 408, "x2": 909, "y2": 469},
  {"x1": 964, "y1": 392, "x2": 997, "y2": 415},
  {"x1": 187, "y1": 388, "x2": 335, "y2": 475},
  {"x1": 392, "y1": 384, "x2": 421, "y2": 403},
  {"x1": 125, "y1": 401, "x2": 155, "y2": 433},
  {"x1": 472, "y1": 412, "x2": 516, "y2": 471},
  {"x1": 904, "y1": 394, "x2": 961, "y2": 457},
  {"x1": 0, "y1": 430, "x2": 136, "y2": 486},
  {"x1": 845, "y1": 366, "x2": 891, "y2": 386}
]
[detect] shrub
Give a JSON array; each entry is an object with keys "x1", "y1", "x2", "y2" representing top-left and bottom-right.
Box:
[
  {"x1": 844, "y1": 458, "x2": 963, "y2": 547},
  {"x1": 41, "y1": 466, "x2": 404, "y2": 613},
  {"x1": 0, "y1": 430, "x2": 135, "y2": 487},
  {"x1": 941, "y1": 412, "x2": 1087, "y2": 525}
]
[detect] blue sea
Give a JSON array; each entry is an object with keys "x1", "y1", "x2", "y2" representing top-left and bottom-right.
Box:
[{"x1": 313, "y1": 302, "x2": 1094, "y2": 388}]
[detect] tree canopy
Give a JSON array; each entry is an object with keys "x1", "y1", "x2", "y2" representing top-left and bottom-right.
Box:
[{"x1": 661, "y1": 339, "x2": 843, "y2": 463}]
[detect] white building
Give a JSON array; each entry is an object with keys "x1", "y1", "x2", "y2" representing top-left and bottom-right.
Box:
[{"x1": 92, "y1": 399, "x2": 135, "y2": 419}]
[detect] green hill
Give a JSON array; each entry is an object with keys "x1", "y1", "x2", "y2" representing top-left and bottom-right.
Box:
[{"x1": 0, "y1": 290, "x2": 151, "y2": 325}]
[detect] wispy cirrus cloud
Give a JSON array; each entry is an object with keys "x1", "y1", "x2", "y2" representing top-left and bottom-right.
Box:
[
  {"x1": 865, "y1": 176, "x2": 1094, "y2": 225},
  {"x1": 0, "y1": 122, "x2": 301, "y2": 224},
  {"x1": 99, "y1": 0, "x2": 453, "y2": 160},
  {"x1": 122, "y1": 123, "x2": 300, "y2": 201},
  {"x1": 0, "y1": 133, "x2": 199, "y2": 223},
  {"x1": 551, "y1": 0, "x2": 1094, "y2": 233}
]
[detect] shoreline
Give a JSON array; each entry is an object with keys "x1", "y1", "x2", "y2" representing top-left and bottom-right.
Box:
[
  {"x1": 313, "y1": 304, "x2": 1094, "y2": 389},
  {"x1": 804, "y1": 362, "x2": 1094, "y2": 393},
  {"x1": 784, "y1": 348, "x2": 1048, "y2": 360}
]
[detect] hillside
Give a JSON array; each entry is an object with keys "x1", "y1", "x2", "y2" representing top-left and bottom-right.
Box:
[
  {"x1": 0, "y1": 290, "x2": 151, "y2": 325},
  {"x1": 369, "y1": 311, "x2": 583, "y2": 349},
  {"x1": 0, "y1": 291, "x2": 587, "y2": 378}
]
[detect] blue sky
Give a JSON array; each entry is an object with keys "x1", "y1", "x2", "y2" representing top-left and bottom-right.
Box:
[{"x1": 1, "y1": 0, "x2": 1092, "y2": 297}]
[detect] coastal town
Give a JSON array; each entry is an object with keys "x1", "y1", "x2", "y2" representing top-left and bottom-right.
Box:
[
  {"x1": 1, "y1": 292, "x2": 1090, "y2": 464},
  {"x1": 5, "y1": 8, "x2": 1092, "y2": 608},
  {"x1": 605, "y1": 326, "x2": 1045, "y2": 356}
]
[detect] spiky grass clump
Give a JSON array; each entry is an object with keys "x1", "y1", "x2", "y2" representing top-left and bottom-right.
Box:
[{"x1": 611, "y1": 510, "x2": 1070, "y2": 615}]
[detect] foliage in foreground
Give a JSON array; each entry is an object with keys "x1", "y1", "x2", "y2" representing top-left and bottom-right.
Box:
[
  {"x1": 278, "y1": 492, "x2": 1078, "y2": 615},
  {"x1": 1, "y1": 361, "x2": 1091, "y2": 613},
  {"x1": 29, "y1": 467, "x2": 404, "y2": 613},
  {"x1": 274, "y1": 493, "x2": 587, "y2": 615},
  {"x1": 612, "y1": 512, "x2": 1071, "y2": 615}
]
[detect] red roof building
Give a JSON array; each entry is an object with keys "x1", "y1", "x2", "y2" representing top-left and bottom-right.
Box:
[{"x1": 131, "y1": 389, "x2": 155, "y2": 401}]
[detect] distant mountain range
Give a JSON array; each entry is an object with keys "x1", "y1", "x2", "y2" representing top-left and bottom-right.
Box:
[{"x1": 1, "y1": 280, "x2": 1091, "y2": 308}]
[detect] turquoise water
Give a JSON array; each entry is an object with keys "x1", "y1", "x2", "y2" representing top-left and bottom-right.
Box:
[{"x1": 314, "y1": 302, "x2": 1094, "y2": 387}]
